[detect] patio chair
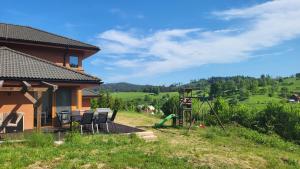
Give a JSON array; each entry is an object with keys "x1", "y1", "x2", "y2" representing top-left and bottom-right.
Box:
[
  {"x1": 4, "y1": 112, "x2": 24, "y2": 133},
  {"x1": 80, "y1": 112, "x2": 94, "y2": 134},
  {"x1": 85, "y1": 110, "x2": 95, "y2": 114},
  {"x1": 71, "y1": 110, "x2": 81, "y2": 122},
  {"x1": 56, "y1": 111, "x2": 71, "y2": 128},
  {"x1": 96, "y1": 108, "x2": 112, "y2": 117},
  {"x1": 107, "y1": 110, "x2": 118, "y2": 133},
  {"x1": 94, "y1": 112, "x2": 109, "y2": 133}
]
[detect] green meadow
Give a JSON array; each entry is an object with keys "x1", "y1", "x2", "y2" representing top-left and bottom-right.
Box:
[{"x1": 0, "y1": 111, "x2": 299, "y2": 169}]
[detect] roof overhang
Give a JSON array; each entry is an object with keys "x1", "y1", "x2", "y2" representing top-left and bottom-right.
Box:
[{"x1": 0, "y1": 39, "x2": 100, "y2": 57}]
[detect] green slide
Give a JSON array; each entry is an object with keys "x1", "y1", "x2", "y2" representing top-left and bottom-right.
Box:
[{"x1": 155, "y1": 114, "x2": 176, "y2": 128}]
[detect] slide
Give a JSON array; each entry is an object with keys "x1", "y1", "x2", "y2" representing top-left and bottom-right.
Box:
[{"x1": 155, "y1": 114, "x2": 176, "y2": 128}]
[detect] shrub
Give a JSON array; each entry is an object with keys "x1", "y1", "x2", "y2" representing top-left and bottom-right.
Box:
[
  {"x1": 64, "y1": 132, "x2": 83, "y2": 144},
  {"x1": 213, "y1": 97, "x2": 231, "y2": 123},
  {"x1": 25, "y1": 132, "x2": 54, "y2": 147},
  {"x1": 255, "y1": 102, "x2": 300, "y2": 142},
  {"x1": 231, "y1": 104, "x2": 257, "y2": 128},
  {"x1": 161, "y1": 96, "x2": 179, "y2": 116}
]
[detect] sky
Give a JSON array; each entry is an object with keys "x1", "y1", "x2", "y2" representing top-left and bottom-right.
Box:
[{"x1": 1, "y1": 0, "x2": 300, "y2": 85}]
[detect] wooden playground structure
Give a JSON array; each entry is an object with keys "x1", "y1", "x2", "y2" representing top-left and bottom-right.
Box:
[{"x1": 174, "y1": 88, "x2": 225, "y2": 130}]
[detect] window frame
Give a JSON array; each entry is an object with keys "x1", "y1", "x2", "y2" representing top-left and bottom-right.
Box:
[{"x1": 69, "y1": 55, "x2": 79, "y2": 68}]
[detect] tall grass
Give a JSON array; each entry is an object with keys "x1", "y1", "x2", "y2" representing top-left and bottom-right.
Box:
[{"x1": 25, "y1": 132, "x2": 54, "y2": 147}]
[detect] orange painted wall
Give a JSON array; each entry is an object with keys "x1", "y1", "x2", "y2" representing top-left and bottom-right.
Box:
[
  {"x1": 0, "y1": 92, "x2": 34, "y2": 130},
  {"x1": 82, "y1": 97, "x2": 91, "y2": 110}
]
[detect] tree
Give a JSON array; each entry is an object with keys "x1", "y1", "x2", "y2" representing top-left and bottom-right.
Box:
[
  {"x1": 280, "y1": 87, "x2": 289, "y2": 98},
  {"x1": 153, "y1": 87, "x2": 160, "y2": 95},
  {"x1": 90, "y1": 98, "x2": 98, "y2": 109},
  {"x1": 209, "y1": 81, "x2": 222, "y2": 98},
  {"x1": 239, "y1": 88, "x2": 250, "y2": 101},
  {"x1": 249, "y1": 80, "x2": 259, "y2": 94},
  {"x1": 296, "y1": 73, "x2": 300, "y2": 79},
  {"x1": 144, "y1": 95, "x2": 152, "y2": 102},
  {"x1": 113, "y1": 98, "x2": 123, "y2": 111}
]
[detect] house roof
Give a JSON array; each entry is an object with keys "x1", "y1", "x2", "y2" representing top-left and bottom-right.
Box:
[
  {"x1": 0, "y1": 46, "x2": 101, "y2": 83},
  {"x1": 83, "y1": 88, "x2": 99, "y2": 97},
  {"x1": 0, "y1": 23, "x2": 99, "y2": 51}
]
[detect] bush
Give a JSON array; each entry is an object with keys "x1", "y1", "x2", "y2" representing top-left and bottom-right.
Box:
[
  {"x1": 231, "y1": 104, "x2": 257, "y2": 128},
  {"x1": 161, "y1": 96, "x2": 179, "y2": 116},
  {"x1": 252, "y1": 103, "x2": 300, "y2": 143},
  {"x1": 213, "y1": 97, "x2": 230, "y2": 123},
  {"x1": 205, "y1": 98, "x2": 300, "y2": 144},
  {"x1": 25, "y1": 132, "x2": 54, "y2": 147},
  {"x1": 64, "y1": 132, "x2": 83, "y2": 144}
]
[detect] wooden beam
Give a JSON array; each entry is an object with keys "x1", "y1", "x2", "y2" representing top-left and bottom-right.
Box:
[
  {"x1": 0, "y1": 87, "x2": 48, "y2": 92},
  {"x1": 0, "y1": 87, "x2": 22, "y2": 92},
  {"x1": 35, "y1": 91, "x2": 43, "y2": 131},
  {"x1": 22, "y1": 81, "x2": 31, "y2": 87},
  {"x1": 24, "y1": 92, "x2": 37, "y2": 104},
  {"x1": 0, "y1": 80, "x2": 4, "y2": 87},
  {"x1": 41, "y1": 81, "x2": 58, "y2": 92}
]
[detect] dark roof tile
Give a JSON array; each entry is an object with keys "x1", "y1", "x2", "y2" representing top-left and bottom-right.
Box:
[
  {"x1": 0, "y1": 23, "x2": 99, "y2": 51},
  {"x1": 82, "y1": 88, "x2": 99, "y2": 96},
  {"x1": 0, "y1": 46, "x2": 101, "y2": 83}
]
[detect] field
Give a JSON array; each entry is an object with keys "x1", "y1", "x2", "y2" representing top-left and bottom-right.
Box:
[{"x1": 0, "y1": 111, "x2": 299, "y2": 169}]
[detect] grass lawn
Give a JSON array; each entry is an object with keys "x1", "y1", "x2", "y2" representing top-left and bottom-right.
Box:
[
  {"x1": 241, "y1": 95, "x2": 283, "y2": 110},
  {"x1": 281, "y1": 77, "x2": 300, "y2": 93},
  {"x1": 0, "y1": 111, "x2": 299, "y2": 169}
]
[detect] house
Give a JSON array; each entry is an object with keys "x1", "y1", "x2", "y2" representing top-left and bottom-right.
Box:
[
  {"x1": 289, "y1": 94, "x2": 300, "y2": 103},
  {"x1": 82, "y1": 88, "x2": 99, "y2": 110},
  {"x1": 0, "y1": 23, "x2": 101, "y2": 131}
]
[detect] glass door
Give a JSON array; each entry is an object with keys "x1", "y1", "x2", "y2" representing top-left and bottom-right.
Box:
[{"x1": 56, "y1": 88, "x2": 72, "y2": 114}]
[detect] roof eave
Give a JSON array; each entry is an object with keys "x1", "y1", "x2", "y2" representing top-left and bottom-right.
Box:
[
  {"x1": 0, "y1": 77, "x2": 102, "y2": 85},
  {"x1": 0, "y1": 38, "x2": 100, "y2": 52}
]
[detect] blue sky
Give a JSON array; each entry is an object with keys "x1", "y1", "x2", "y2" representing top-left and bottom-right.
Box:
[{"x1": 1, "y1": 0, "x2": 300, "y2": 85}]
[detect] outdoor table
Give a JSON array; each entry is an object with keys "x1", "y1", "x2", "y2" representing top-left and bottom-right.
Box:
[
  {"x1": 69, "y1": 111, "x2": 81, "y2": 131},
  {"x1": 58, "y1": 111, "x2": 78, "y2": 131}
]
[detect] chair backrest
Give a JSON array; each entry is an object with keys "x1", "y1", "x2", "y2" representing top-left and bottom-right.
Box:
[
  {"x1": 110, "y1": 110, "x2": 118, "y2": 122},
  {"x1": 56, "y1": 111, "x2": 71, "y2": 125},
  {"x1": 72, "y1": 110, "x2": 81, "y2": 116},
  {"x1": 95, "y1": 112, "x2": 108, "y2": 124},
  {"x1": 85, "y1": 110, "x2": 95, "y2": 114},
  {"x1": 96, "y1": 108, "x2": 113, "y2": 118},
  {"x1": 71, "y1": 110, "x2": 81, "y2": 122},
  {"x1": 81, "y1": 113, "x2": 94, "y2": 125}
]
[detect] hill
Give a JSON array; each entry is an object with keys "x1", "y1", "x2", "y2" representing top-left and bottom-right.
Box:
[
  {"x1": 97, "y1": 82, "x2": 178, "y2": 92},
  {"x1": 99, "y1": 82, "x2": 152, "y2": 92}
]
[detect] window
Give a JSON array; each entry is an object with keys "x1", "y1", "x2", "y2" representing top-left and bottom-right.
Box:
[{"x1": 69, "y1": 55, "x2": 79, "y2": 68}]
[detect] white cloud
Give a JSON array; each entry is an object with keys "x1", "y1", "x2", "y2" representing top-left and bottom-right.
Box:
[{"x1": 95, "y1": 0, "x2": 300, "y2": 82}]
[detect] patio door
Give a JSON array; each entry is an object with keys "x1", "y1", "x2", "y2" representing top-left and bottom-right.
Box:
[
  {"x1": 42, "y1": 91, "x2": 52, "y2": 126},
  {"x1": 56, "y1": 88, "x2": 72, "y2": 114}
]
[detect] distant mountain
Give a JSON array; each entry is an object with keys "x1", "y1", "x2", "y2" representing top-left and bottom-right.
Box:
[
  {"x1": 89, "y1": 74, "x2": 300, "y2": 94},
  {"x1": 99, "y1": 82, "x2": 154, "y2": 92},
  {"x1": 90, "y1": 82, "x2": 179, "y2": 92}
]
